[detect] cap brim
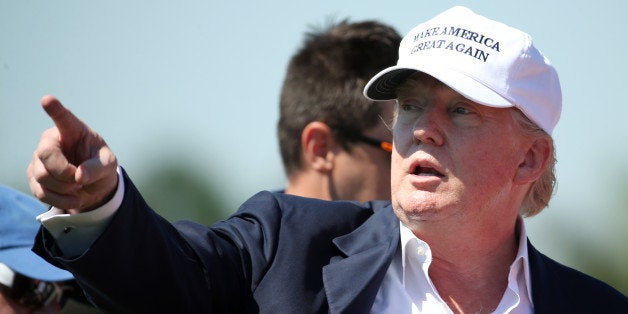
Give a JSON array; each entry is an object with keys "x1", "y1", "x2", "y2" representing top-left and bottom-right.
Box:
[
  {"x1": 364, "y1": 67, "x2": 416, "y2": 100},
  {"x1": 364, "y1": 64, "x2": 514, "y2": 109},
  {"x1": 0, "y1": 247, "x2": 73, "y2": 282}
]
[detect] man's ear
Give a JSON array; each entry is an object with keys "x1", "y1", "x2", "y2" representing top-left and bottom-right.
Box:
[
  {"x1": 301, "y1": 121, "x2": 335, "y2": 172},
  {"x1": 514, "y1": 137, "x2": 552, "y2": 185}
]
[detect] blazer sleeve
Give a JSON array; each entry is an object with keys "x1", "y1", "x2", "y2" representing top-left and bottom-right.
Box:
[
  {"x1": 33, "y1": 169, "x2": 272, "y2": 313},
  {"x1": 33, "y1": 169, "x2": 380, "y2": 313}
]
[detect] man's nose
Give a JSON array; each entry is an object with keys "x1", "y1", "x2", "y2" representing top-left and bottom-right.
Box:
[{"x1": 412, "y1": 109, "x2": 444, "y2": 146}]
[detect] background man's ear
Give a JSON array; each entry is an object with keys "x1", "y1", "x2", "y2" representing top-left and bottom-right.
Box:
[{"x1": 301, "y1": 121, "x2": 335, "y2": 172}]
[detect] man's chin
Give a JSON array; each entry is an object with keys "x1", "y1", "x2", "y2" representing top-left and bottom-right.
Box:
[{"x1": 392, "y1": 197, "x2": 441, "y2": 222}]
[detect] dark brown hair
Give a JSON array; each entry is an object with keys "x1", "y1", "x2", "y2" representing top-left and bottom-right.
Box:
[{"x1": 277, "y1": 19, "x2": 401, "y2": 176}]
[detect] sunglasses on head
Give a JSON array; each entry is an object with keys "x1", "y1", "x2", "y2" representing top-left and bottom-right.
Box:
[{"x1": 0, "y1": 263, "x2": 75, "y2": 310}]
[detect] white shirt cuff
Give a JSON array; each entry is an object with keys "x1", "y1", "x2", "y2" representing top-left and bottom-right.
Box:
[{"x1": 37, "y1": 167, "x2": 126, "y2": 258}]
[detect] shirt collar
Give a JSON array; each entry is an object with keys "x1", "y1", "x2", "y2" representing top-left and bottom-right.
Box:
[
  {"x1": 398, "y1": 216, "x2": 533, "y2": 304},
  {"x1": 513, "y1": 216, "x2": 533, "y2": 304}
]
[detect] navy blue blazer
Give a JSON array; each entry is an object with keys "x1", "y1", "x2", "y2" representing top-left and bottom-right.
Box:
[{"x1": 35, "y1": 172, "x2": 627, "y2": 313}]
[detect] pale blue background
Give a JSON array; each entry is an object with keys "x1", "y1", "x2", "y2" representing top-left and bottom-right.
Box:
[{"x1": 1, "y1": 1, "x2": 626, "y2": 291}]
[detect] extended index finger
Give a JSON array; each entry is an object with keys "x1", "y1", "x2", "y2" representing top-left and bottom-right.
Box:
[{"x1": 41, "y1": 95, "x2": 86, "y2": 137}]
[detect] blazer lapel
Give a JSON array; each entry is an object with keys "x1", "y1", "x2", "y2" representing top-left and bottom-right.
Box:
[
  {"x1": 527, "y1": 240, "x2": 565, "y2": 314},
  {"x1": 323, "y1": 205, "x2": 399, "y2": 313}
]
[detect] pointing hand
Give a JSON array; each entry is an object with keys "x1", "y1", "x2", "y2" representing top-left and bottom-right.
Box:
[{"x1": 27, "y1": 95, "x2": 119, "y2": 213}]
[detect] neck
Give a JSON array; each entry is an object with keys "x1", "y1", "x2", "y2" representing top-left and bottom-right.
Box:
[
  {"x1": 284, "y1": 171, "x2": 332, "y2": 200},
  {"x1": 411, "y1": 216, "x2": 520, "y2": 313}
]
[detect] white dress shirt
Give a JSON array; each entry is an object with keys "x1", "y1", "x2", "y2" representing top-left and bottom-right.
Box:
[
  {"x1": 37, "y1": 167, "x2": 125, "y2": 257},
  {"x1": 371, "y1": 220, "x2": 533, "y2": 313}
]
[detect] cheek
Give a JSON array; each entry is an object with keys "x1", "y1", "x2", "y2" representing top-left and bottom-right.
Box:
[
  {"x1": 377, "y1": 158, "x2": 392, "y2": 185},
  {"x1": 457, "y1": 143, "x2": 521, "y2": 186},
  {"x1": 392, "y1": 124, "x2": 413, "y2": 148},
  {"x1": 390, "y1": 150, "x2": 405, "y2": 188},
  {"x1": 358, "y1": 154, "x2": 392, "y2": 189},
  {"x1": 0, "y1": 294, "x2": 24, "y2": 312}
]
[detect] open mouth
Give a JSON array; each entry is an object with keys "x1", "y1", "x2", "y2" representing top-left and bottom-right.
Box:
[{"x1": 412, "y1": 165, "x2": 444, "y2": 177}]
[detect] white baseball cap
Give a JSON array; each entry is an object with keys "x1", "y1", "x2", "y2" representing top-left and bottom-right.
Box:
[{"x1": 364, "y1": 6, "x2": 561, "y2": 134}]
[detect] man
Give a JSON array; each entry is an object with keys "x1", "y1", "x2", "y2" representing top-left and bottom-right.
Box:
[
  {"x1": 0, "y1": 185, "x2": 82, "y2": 313},
  {"x1": 278, "y1": 20, "x2": 399, "y2": 202},
  {"x1": 28, "y1": 6, "x2": 627, "y2": 313}
]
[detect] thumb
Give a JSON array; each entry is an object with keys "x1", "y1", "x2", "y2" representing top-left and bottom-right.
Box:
[{"x1": 75, "y1": 146, "x2": 118, "y2": 185}]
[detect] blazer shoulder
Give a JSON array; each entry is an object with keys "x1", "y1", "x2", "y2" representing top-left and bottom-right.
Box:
[
  {"x1": 528, "y1": 241, "x2": 628, "y2": 312},
  {"x1": 235, "y1": 190, "x2": 381, "y2": 222}
]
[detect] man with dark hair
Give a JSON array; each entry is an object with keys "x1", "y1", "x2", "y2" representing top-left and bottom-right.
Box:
[
  {"x1": 278, "y1": 20, "x2": 400, "y2": 202},
  {"x1": 27, "y1": 6, "x2": 627, "y2": 313}
]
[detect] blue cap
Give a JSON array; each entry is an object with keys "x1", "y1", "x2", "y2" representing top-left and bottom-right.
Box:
[{"x1": 0, "y1": 185, "x2": 74, "y2": 282}]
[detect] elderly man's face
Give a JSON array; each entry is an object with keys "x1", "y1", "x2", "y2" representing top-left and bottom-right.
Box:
[{"x1": 390, "y1": 74, "x2": 530, "y2": 228}]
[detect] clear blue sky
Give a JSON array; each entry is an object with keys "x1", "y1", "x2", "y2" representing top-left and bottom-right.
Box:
[{"x1": 1, "y1": 1, "x2": 626, "y2": 284}]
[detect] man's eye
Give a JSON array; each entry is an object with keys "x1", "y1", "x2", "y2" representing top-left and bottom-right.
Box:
[
  {"x1": 399, "y1": 102, "x2": 425, "y2": 112},
  {"x1": 452, "y1": 107, "x2": 471, "y2": 114},
  {"x1": 401, "y1": 104, "x2": 416, "y2": 111}
]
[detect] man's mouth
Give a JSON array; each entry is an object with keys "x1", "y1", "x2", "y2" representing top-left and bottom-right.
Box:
[{"x1": 412, "y1": 166, "x2": 444, "y2": 177}]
